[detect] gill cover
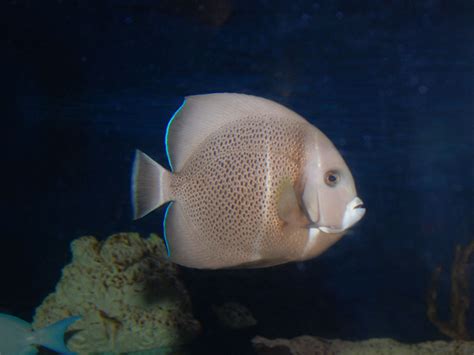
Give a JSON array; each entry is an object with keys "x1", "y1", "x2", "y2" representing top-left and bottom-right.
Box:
[{"x1": 301, "y1": 126, "x2": 363, "y2": 232}]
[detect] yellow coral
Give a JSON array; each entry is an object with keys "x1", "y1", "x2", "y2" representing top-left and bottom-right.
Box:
[{"x1": 33, "y1": 233, "x2": 200, "y2": 354}]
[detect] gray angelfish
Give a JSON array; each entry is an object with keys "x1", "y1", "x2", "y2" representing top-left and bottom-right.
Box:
[{"x1": 132, "y1": 93, "x2": 365, "y2": 269}]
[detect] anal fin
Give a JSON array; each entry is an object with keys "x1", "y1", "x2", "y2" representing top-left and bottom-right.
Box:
[{"x1": 164, "y1": 202, "x2": 218, "y2": 269}]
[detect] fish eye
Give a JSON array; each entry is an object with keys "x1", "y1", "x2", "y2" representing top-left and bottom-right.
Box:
[{"x1": 324, "y1": 170, "x2": 340, "y2": 187}]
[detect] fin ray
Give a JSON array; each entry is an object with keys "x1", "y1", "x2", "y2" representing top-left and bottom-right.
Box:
[
  {"x1": 32, "y1": 315, "x2": 80, "y2": 354},
  {"x1": 132, "y1": 150, "x2": 173, "y2": 219}
]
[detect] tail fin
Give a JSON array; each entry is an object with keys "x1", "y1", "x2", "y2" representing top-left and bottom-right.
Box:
[
  {"x1": 132, "y1": 149, "x2": 173, "y2": 219},
  {"x1": 33, "y1": 315, "x2": 80, "y2": 354}
]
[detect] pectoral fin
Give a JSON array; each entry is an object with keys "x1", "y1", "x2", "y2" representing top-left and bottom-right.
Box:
[{"x1": 277, "y1": 181, "x2": 310, "y2": 227}]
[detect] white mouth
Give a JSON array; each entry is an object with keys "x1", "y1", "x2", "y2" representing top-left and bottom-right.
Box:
[{"x1": 318, "y1": 197, "x2": 366, "y2": 234}]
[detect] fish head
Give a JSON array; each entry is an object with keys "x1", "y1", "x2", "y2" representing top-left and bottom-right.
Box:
[{"x1": 301, "y1": 128, "x2": 365, "y2": 234}]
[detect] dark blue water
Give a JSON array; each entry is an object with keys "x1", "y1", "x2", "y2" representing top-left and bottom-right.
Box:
[{"x1": 3, "y1": 0, "x2": 473, "y2": 353}]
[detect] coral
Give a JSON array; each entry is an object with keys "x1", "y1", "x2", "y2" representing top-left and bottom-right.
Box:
[
  {"x1": 211, "y1": 301, "x2": 257, "y2": 329},
  {"x1": 426, "y1": 240, "x2": 474, "y2": 340},
  {"x1": 252, "y1": 335, "x2": 474, "y2": 355},
  {"x1": 33, "y1": 233, "x2": 201, "y2": 354}
]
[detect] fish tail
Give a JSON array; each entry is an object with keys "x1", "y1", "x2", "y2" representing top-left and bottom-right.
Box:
[
  {"x1": 32, "y1": 315, "x2": 80, "y2": 354},
  {"x1": 132, "y1": 149, "x2": 173, "y2": 219}
]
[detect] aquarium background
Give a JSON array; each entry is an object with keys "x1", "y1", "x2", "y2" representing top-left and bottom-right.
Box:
[{"x1": 3, "y1": 0, "x2": 473, "y2": 353}]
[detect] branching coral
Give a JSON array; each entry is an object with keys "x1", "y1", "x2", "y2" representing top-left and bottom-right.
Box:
[
  {"x1": 427, "y1": 240, "x2": 474, "y2": 340},
  {"x1": 33, "y1": 232, "x2": 201, "y2": 354}
]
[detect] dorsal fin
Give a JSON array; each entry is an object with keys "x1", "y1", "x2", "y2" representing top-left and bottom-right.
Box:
[{"x1": 165, "y1": 93, "x2": 306, "y2": 171}]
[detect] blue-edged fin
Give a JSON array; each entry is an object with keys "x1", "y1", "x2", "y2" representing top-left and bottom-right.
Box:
[
  {"x1": 165, "y1": 202, "x2": 216, "y2": 268},
  {"x1": 32, "y1": 316, "x2": 80, "y2": 354},
  {"x1": 132, "y1": 150, "x2": 173, "y2": 219},
  {"x1": 165, "y1": 93, "x2": 307, "y2": 171}
]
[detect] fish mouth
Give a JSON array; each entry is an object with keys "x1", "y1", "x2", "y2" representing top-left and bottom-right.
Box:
[{"x1": 317, "y1": 197, "x2": 366, "y2": 234}]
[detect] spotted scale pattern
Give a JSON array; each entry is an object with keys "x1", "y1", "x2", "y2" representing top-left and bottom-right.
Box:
[{"x1": 169, "y1": 115, "x2": 311, "y2": 267}]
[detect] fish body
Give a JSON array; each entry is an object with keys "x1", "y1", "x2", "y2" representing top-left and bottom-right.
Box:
[
  {"x1": 0, "y1": 313, "x2": 79, "y2": 354},
  {"x1": 132, "y1": 93, "x2": 365, "y2": 269}
]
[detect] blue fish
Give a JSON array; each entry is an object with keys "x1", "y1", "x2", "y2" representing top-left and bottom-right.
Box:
[{"x1": 0, "y1": 313, "x2": 80, "y2": 355}]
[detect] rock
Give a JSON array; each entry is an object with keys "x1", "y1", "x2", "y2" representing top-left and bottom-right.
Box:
[
  {"x1": 252, "y1": 335, "x2": 474, "y2": 355},
  {"x1": 212, "y1": 301, "x2": 257, "y2": 329}
]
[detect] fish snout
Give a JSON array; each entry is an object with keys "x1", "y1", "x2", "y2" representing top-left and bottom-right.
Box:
[
  {"x1": 341, "y1": 197, "x2": 366, "y2": 230},
  {"x1": 316, "y1": 197, "x2": 365, "y2": 234}
]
